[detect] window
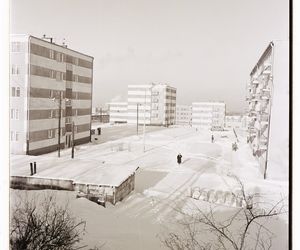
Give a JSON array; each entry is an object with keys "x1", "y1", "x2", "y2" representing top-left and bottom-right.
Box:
[
  {"x1": 50, "y1": 70, "x2": 55, "y2": 79},
  {"x1": 15, "y1": 109, "x2": 19, "y2": 120},
  {"x1": 11, "y1": 42, "x2": 21, "y2": 52},
  {"x1": 74, "y1": 109, "x2": 78, "y2": 116},
  {"x1": 55, "y1": 128, "x2": 63, "y2": 137},
  {"x1": 16, "y1": 87, "x2": 20, "y2": 97},
  {"x1": 50, "y1": 90, "x2": 54, "y2": 98},
  {"x1": 49, "y1": 110, "x2": 54, "y2": 118},
  {"x1": 74, "y1": 58, "x2": 79, "y2": 65},
  {"x1": 48, "y1": 129, "x2": 53, "y2": 139},
  {"x1": 11, "y1": 65, "x2": 19, "y2": 75},
  {"x1": 49, "y1": 50, "x2": 54, "y2": 59},
  {"x1": 10, "y1": 109, "x2": 15, "y2": 119},
  {"x1": 10, "y1": 131, "x2": 14, "y2": 141},
  {"x1": 56, "y1": 71, "x2": 62, "y2": 81},
  {"x1": 15, "y1": 132, "x2": 19, "y2": 141},
  {"x1": 74, "y1": 125, "x2": 78, "y2": 133},
  {"x1": 56, "y1": 52, "x2": 63, "y2": 62},
  {"x1": 66, "y1": 117, "x2": 71, "y2": 123},
  {"x1": 12, "y1": 87, "x2": 16, "y2": 97}
]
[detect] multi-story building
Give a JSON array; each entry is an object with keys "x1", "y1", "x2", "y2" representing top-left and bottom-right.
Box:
[
  {"x1": 192, "y1": 102, "x2": 225, "y2": 130},
  {"x1": 246, "y1": 41, "x2": 288, "y2": 179},
  {"x1": 225, "y1": 114, "x2": 247, "y2": 129},
  {"x1": 91, "y1": 107, "x2": 109, "y2": 123},
  {"x1": 175, "y1": 105, "x2": 192, "y2": 126},
  {"x1": 127, "y1": 83, "x2": 176, "y2": 126},
  {"x1": 108, "y1": 102, "x2": 128, "y2": 124},
  {"x1": 10, "y1": 34, "x2": 93, "y2": 155}
]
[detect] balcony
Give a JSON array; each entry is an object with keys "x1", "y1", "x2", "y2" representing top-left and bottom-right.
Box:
[
  {"x1": 251, "y1": 79, "x2": 259, "y2": 85},
  {"x1": 262, "y1": 68, "x2": 272, "y2": 75},
  {"x1": 65, "y1": 99, "x2": 72, "y2": 106},
  {"x1": 263, "y1": 63, "x2": 272, "y2": 71},
  {"x1": 260, "y1": 114, "x2": 269, "y2": 123}
]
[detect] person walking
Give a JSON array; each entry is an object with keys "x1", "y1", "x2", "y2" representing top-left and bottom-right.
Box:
[
  {"x1": 211, "y1": 134, "x2": 214, "y2": 143},
  {"x1": 177, "y1": 153, "x2": 182, "y2": 165}
]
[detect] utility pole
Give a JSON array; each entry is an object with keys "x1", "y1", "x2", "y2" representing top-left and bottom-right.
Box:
[
  {"x1": 99, "y1": 107, "x2": 102, "y2": 123},
  {"x1": 71, "y1": 121, "x2": 75, "y2": 159},
  {"x1": 143, "y1": 89, "x2": 146, "y2": 152},
  {"x1": 137, "y1": 103, "x2": 139, "y2": 135},
  {"x1": 58, "y1": 91, "x2": 62, "y2": 157}
]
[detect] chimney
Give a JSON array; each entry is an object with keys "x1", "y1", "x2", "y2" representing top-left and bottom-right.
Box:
[
  {"x1": 62, "y1": 38, "x2": 68, "y2": 48},
  {"x1": 42, "y1": 34, "x2": 53, "y2": 43}
]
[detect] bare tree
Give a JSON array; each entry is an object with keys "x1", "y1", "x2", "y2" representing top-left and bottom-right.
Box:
[
  {"x1": 162, "y1": 176, "x2": 287, "y2": 250},
  {"x1": 10, "y1": 193, "x2": 87, "y2": 250}
]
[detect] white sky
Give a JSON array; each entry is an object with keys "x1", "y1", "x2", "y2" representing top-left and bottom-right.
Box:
[{"x1": 10, "y1": 0, "x2": 289, "y2": 113}]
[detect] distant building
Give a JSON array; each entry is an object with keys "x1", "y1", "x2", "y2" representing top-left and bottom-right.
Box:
[
  {"x1": 127, "y1": 83, "x2": 176, "y2": 126},
  {"x1": 225, "y1": 114, "x2": 247, "y2": 129},
  {"x1": 192, "y1": 102, "x2": 225, "y2": 131},
  {"x1": 91, "y1": 107, "x2": 109, "y2": 123},
  {"x1": 108, "y1": 102, "x2": 128, "y2": 124},
  {"x1": 10, "y1": 34, "x2": 93, "y2": 155},
  {"x1": 176, "y1": 105, "x2": 192, "y2": 126},
  {"x1": 246, "y1": 41, "x2": 288, "y2": 180}
]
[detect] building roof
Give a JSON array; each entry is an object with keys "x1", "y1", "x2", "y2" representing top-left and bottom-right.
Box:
[
  {"x1": 250, "y1": 42, "x2": 273, "y2": 76},
  {"x1": 10, "y1": 34, "x2": 94, "y2": 60}
]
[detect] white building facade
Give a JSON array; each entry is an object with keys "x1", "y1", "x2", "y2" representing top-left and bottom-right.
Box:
[
  {"x1": 175, "y1": 105, "x2": 192, "y2": 126},
  {"x1": 10, "y1": 34, "x2": 93, "y2": 155},
  {"x1": 108, "y1": 102, "x2": 128, "y2": 124},
  {"x1": 127, "y1": 83, "x2": 176, "y2": 126},
  {"x1": 192, "y1": 102, "x2": 225, "y2": 131},
  {"x1": 225, "y1": 114, "x2": 247, "y2": 129},
  {"x1": 246, "y1": 41, "x2": 289, "y2": 180}
]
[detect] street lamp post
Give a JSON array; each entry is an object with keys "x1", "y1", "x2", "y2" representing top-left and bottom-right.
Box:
[
  {"x1": 137, "y1": 103, "x2": 139, "y2": 135},
  {"x1": 57, "y1": 92, "x2": 62, "y2": 157},
  {"x1": 71, "y1": 121, "x2": 75, "y2": 159},
  {"x1": 143, "y1": 84, "x2": 155, "y2": 152},
  {"x1": 143, "y1": 89, "x2": 146, "y2": 152}
]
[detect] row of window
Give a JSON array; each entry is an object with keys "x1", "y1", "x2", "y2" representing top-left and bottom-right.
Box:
[
  {"x1": 47, "y1": 127, "x2": 77, "y2": 139},
  {"x1": 11, "y1": 87, "x2": 21, "y2": 97},
  {"x1": 10, "y1": 131, "x2": 20, "y2": 141},
  {"x1": 176, "y1": 112, "x2": 191, "y2": 116},
  {"x1": 30, "y1": 43, "x2": 93, "y2": 69},
  {"x1": 11, "y1": 109, "x2": 19, "y2": 120},
  {"x1": 11, "y1": 42, "x2": 22, "y2": 53}
]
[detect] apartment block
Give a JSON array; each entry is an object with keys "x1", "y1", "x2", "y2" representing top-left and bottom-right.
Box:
[
  {"x1": 225, "y1": 114, "x2": 247, "y2": 129},
  {"x1": 127, "y1": 83, "x2": 176, "y2": 126},
  {"x1": 192, "y1": 102, "x2": 225, "y2": 130},
  {"x1": 246, "y1": 41, "x2": 288, "y2": 180},
  {"x1": 10, "y1": 34, "x2": 93, "y2": 155},
  {"x1": 175, "y1": 105, "x2": 192, "y2": 126},
  {"x1": 91, "y1": 107, "x2": 109, "y2": 123},
  {"x1": 108, "y1": 102, "x2": 128, "y2": 124}
]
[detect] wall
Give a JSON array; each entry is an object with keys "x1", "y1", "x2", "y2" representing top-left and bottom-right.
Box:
[
  {"x1": 10, "y1": 176, "x2": 74, "y2": 190},
  {"x1": 267, "y1": 41, "x2": 289, "y2": 180}
]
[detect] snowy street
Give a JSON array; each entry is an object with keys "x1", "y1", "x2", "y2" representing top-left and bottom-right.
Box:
[{"x1": 10, "y1": 126, "x2": 288, "y2": 250}]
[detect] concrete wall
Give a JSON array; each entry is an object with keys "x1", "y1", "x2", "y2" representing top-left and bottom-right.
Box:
[
  {"x1": 114, "y1": 173, "x2": 135, "y2": 203},
  {"x1": 10, "y1": 176, "x2": 74, "y2": 190},
  {"x1": 11, "y1": 172, "x2": 136, "y2": 205}
]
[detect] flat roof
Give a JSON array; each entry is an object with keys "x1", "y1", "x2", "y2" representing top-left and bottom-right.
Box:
[{"x1": 10, "y1": 34, "x2": 94, "y2": 60}]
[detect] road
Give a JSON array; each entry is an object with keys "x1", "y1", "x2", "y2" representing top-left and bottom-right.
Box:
[{"x1": 91, "y1": 124, "x2": 166, "y2": 144}]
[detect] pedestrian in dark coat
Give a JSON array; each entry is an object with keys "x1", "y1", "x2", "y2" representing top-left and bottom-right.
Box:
[{"x1": 177, "y1": 153, "x2": 182, "y2": 165}]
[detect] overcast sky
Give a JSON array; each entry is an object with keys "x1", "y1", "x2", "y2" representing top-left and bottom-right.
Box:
[{"x1": 10, "y1": 0, "x2": 289, "y2": 113}]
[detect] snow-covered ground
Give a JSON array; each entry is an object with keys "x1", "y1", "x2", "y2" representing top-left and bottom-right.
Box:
[{"x1": 10, "y1": 127, "x2": 288, "y2": 249}]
